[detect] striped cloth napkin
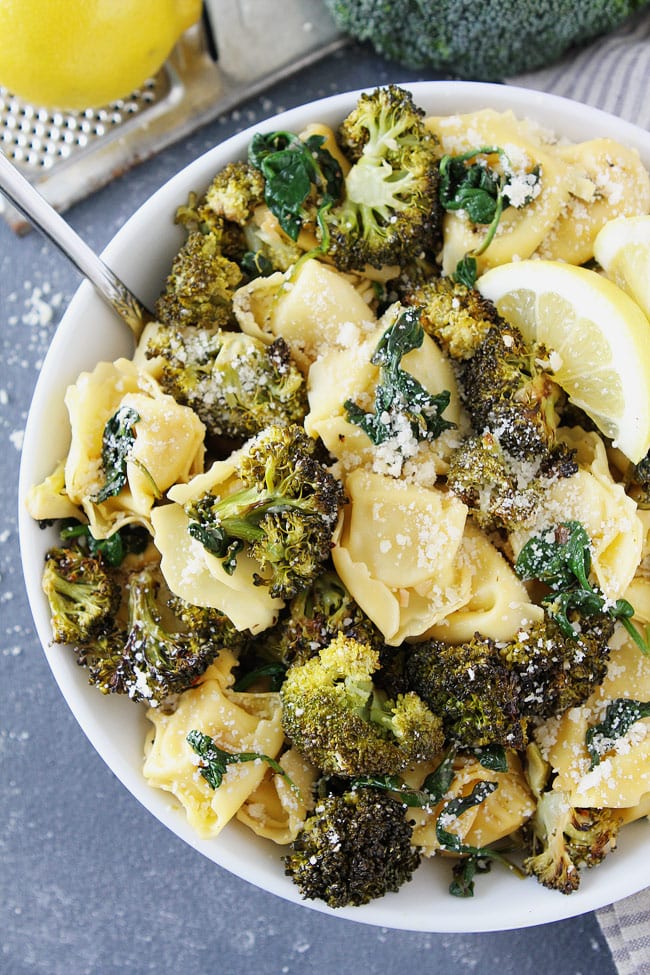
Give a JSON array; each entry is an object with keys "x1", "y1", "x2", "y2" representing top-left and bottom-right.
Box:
[
  {"x1": 509, "y1": 9, "x2": 650, "y2": 129},
  {"x1": 512, "y1": 10, "x2": 650, "y2": 971}
]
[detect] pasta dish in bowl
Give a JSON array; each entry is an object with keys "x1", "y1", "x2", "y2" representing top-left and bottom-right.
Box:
[{"x1": 18, "y1": 81, "x2": 650, "y2": 931}]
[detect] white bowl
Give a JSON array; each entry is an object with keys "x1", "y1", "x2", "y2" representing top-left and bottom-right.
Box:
[{"x1": 18, "y1": 81, "x2": 650, "y2": 932}]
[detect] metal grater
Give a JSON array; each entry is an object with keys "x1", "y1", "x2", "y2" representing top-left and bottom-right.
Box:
[{"x1": 0, "y1": 0, "x2": 346, "y2": 232}]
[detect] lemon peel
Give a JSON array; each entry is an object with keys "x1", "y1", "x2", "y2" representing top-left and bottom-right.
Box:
[{"x1": 594, "y1": 215, "x2": 650, "y2": 323}]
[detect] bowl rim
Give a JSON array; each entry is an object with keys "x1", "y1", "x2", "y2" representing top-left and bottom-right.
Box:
[{"x1": 18, "y1": 80, "x2": 650, "y2": 933}]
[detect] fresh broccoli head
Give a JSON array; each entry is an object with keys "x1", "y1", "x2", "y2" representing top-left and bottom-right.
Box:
[
  {"x1": 154, "y1": 230, "x2": 243, "y2": 329},
  {"x1": 523, "y1": 789, "x2": 622, "y2": 894},
  {"x1": 76, "y1": 564, "x2": 238, "y2": 705},
  {"x1": 280, "y1": 633, "x2": 444, "y2": 776},
  {"x1": 284, "y1": 785, "x2": 421, "y2": 907},
  {"x1": 324, "y1": 0, "x2": 650, "y2": 81},
  {"x1": 42, "y1": 546, "x2": 121, "y2": 645},
  {"x1": 321, "y1": 85, "x2": 441, "y2": 271},
  {"x1": 405, "y1": 615, "x2": 614, "y2": 749},
  {"x1": 185, "y1": 424, "x2": 346, "y2": 600},
  {"x1": 143, "y1": 324, "x2": 307, "y2": 441}
]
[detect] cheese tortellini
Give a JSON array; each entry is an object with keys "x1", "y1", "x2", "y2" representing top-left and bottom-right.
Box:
[
  {"x1": 427, "y1": 109, "x2": 650, "y2": 274},
  {"x1": 27, "y1": 358, "x2": 205, "y2": 538},
  {"x1": 143, "y1": 651, "x2": 286, "y2": 838},
  {"x1": 151, "y1": 455, "x2": 284, "y2": 634}
]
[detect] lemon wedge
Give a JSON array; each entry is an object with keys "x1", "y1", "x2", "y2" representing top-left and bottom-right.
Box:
[
  {"x1": 594, "y1": 215, "x2": 650, "y2": 322},
  {"x1": 477, "y1": 259, "x2": 650, "y2": 463}
]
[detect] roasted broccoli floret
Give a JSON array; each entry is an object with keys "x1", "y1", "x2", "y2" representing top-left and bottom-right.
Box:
[
  {"x1": 405, "y1": 615, "x2": 615, "y2": 749},
  {"x1": 185, "y1": 424, "x2": 346, "y2": 600},
  {"x1": 284, "y1": 788, "x2": 420, "y2": 907},
  {"x1": 76, "y1": 565, "x2": 234, "y2": 705},
  {"x1": 404, "y1": 635, "x2": 526, "y2": 749},
  {"x1": 143, "y1": 323, "x2": 307, "y2": 441},
  {"x1": 499, "y1": 615, "x2": 615, "y2": 718},
  {"x1": 321, "y1": 85, "x2": 441, "y2": 271},
  {"x1": 406, "y1": 275, "x2": 499, "y2": 360},
  {"x1": 154, "y1": 230, "x2": 243, "y2": 329},
  {"x1": 446, "y1": 431, "x2": 576, "y2": 533},
  {"x1": 624, "y1": 446, "x2": 650, "y2": 508},
  {"x1": 42, "y1": 546, "x2": 121, "y2": 645},
  {"x1": 407, "y1": 277, "x2": 567, "y2": 461},
  {"x1": 200, "y1": 160, "x2": 266, "y2": 227},
  {"x1": 284, "y1": 786, "x2": 421, "y2": 907},
  {"x1": 324, "y1": 1, "x2": 650, "y2": 81},
  {"x1": 280, "y1": 632, "x2": 444, "y2": 776},
  {"x1": 523, "y1": 790, "x2": 622, "y2": 894},
  {"x1": 242, "y1": 568, "x2": 386, "y2": 676}
]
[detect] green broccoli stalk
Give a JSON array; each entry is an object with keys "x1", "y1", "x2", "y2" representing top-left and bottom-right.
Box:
[
  {"x1": 324, "y1": 1, "x2": 650, "y2": 81},
  {"x1": 42, "y1": 546, "x2": 121, "y2": 645},
  {"x1": 284, "y1": 786, "x2": 421, "y2": 907},
  {"x1": 523, "y1": 790, "x2": 622, "y2": 893},
  {"x1": 185, "y1": 424, "x2": 346, "y2": 599},
  {"x1": 143, "y1": 324, "x2": 307, "y2": 442},
  {"x1": 322, "y1": 85, "x2": 441, "y2": 270},
  {"x1": 280, "y1": 632, "x2": 444, "y2": 776}
]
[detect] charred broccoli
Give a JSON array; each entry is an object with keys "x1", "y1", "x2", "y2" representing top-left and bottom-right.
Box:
[
  {"x1": 280, "y1": 632, "x2": 443, "y2": 776},
  {"x1": 185, "y1": 424, "x2": 346, "y2": 600},
  {"x1": 322, "y1": 85, "x2": 441, "y2": 271},
  {"x1": 407, "y1": 277, "x2": 567, "y2": 461},
  {"x1": 404, "y1": 635, "x2": 526, "y2": 749},
  {"x1": 446, "y1": 431, "x2": 577, "y2": 533},
  {"x1": 284, "y1": 786, "x2": 421, "y2": 907},
  {"x1": 249, "y1": 569, "x2": 386, "y2": 670},
  {"x1": 42, "y1": 545, "x2": 121, "y2": 645},
  {"x1": 143, "y1": 324, "x2": 307, "y2": 442},
  {"x1": 76, "y1": 564, "x2": 241, "y2": 705},
  {"x1": 405, "y1": 615, "x2": 615, "y2": 749},
  {"x1": 154, "y1": 230, "x2": 243, "y2": 329},
  {"x1": 523, "y1": 790, "x2": 622, "y2": 894}
]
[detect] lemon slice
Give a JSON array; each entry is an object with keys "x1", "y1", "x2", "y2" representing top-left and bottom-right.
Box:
[
  {"x1": 477, "y1": 259, "x2": 650, "y2": 462},
  {"x1": 594, "y1": 215, "x2": 650, "y2": 322}
]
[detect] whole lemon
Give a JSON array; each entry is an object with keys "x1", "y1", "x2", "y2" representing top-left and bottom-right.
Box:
[{"x1": 0, "y1": 0, "x2": 202, "y2": 110}]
